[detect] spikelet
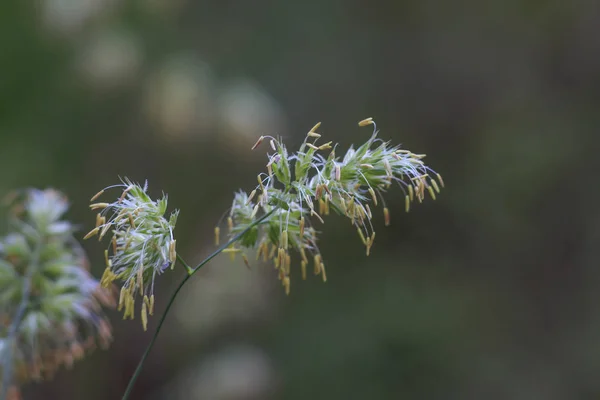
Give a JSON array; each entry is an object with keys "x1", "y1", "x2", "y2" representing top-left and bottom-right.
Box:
[
  {"x1": 85, "y1": 178, "x2": 178, "y2": 327},
  {"x1": 219, "y1": 118, "x2": 442, "y2": 294}
]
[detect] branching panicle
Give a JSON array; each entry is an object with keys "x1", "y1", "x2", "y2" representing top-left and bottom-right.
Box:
[
  {"x1": 84, "y1": 179, "x2": 178, "y2": 331},
  {"x1": 0, "y1": 118, "x2": 443, "y2": 400},
  {"x1": 220, "y1": 118, "x2": 444, "y2": 293}
]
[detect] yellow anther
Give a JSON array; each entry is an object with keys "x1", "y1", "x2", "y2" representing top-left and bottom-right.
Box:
[
  {"x1": 358, "y1": 117, "x2": 374, "y2": 126},
  {"x1": 309, "y1": 122, "x2": 321, "y2": 133},
  {"x1": 318, "y1": 141, "x2": 332, "y2": 151},
  {"x1": 311, "y1": 209, "x2": 324, "y2": 223},
  {"x1": 314, "y1": 254, "x2": 322, "y2": 275},
  {"x1": 90, "y1": 189, "x2": 104, "y2": 202},
  {"x1": 368, "y1": 187, "x2": 378, "y2": 206},
  {"x1": 383, "y1": 207, "x2": 391, "y2": 226},
  {"x1": 285, "y1": 254, "x2": 291, "y2": 275},
  {"x1": 348, "y1": 196, "x2": 357, "y2": 217},
  {"x1": 339, "y1": 197, "x2": 347, "y2": 214},
  {"x1": 300, "y1": 247, "x2": 308, "y2": 263},
  {"x1": 436, "y1": 173, "x2": 445, "y2": 188},
  {"x1": 427, "y1": 185, "x2": 436, "y2": 200},
  {"x1": 315, "y1": 184, "x2": 323, "y2": 199},
  {"x1": 99, "y1": 222, "x2": 111, "y2": 240},
  {"x1": 321, "y1": 263, "x2": 327, "y2": 282},
  {"x1": 100, "y1": 266, "x2": 116, "y2": 288},
  {"x1": 301, "y1": 260, "x2": 307, "y2": 280},
  {"x1": 137, "y1": 267, "x2": 144, "y2": 296},
  {"x1": 223, "y1": 245, "x2": 239, "y2": 261},
  {"x1": 430, "y1": 179, "x2": 440, "y2": 194},
  {"x1": 247, "y1": 189, "x2": 257, "y2": 204},
  {"x1": 119, "y1": 186, "x2": 133, "y2": 203},
  {"x1": 318, "y1": 198, "x2": 326, "y2": 215},
  {"x1": 250, "y1": 204, "x2": 259, "y2": 219},
  {"x1": 141, "y1": 302, "x2": 148, "y2": 331},
  {"x1": 104, "y1": 249, "x2": 109, "y2": 267},
  {"x1": 282, "y1": 230, "x2": 288, "y2": 249},
  {"x1": 83, "y1": 227, "x2": 99, "y2": 240},
  {"x1": 283, "y1": 276, "x2": 290, "y2": 295},
  {"x1": 118, "y1": 287, "x2": 126, "y2": 311},
  {"x1": 89, "y1": 202, "x2": 110, "y2": 210},
  {"x1": 214, "y1": 227, "x2": 220, "y2": 246},
  {"x1": 169, "y1": 240, "x2": 177, "y2": 264},
  {"x1": 128, "y1": 214, "x2": 136, "y2": 228},
  {"x1": 125, "y1": 292, "x2": 135, "y2": 320},
  {"x1": 383, "y1": 159, "x2": 392, "y2": 177},
  {"x1": 280, "y1": 248, "x2": 287, "y2": 269},
  {"x1": 257, "y1": 175, "x2": 264, "y2": 190},
  {"x1": 405, "y1": 195, "x2": 410, "y2": 213},
  {"x1": 251, "y1": 136, "x2": 264, "y2": 150}
]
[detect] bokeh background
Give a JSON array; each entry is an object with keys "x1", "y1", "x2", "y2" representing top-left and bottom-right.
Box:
[{"x1": 2, "y1": 0, "x2": 599, "y2": 399}]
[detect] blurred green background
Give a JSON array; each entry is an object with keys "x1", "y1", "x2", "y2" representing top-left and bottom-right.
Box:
[{"x1": 2, "y1": 0, "x2": 598, "y2": 399}]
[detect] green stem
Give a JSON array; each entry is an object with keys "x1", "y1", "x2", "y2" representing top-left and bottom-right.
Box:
[
  {"x1": 177, "y1": 253, "x2": 193, "y2": 275},
  {"x1": 0, "y1": 239, "x2": 42, "y2": 400},
  {"x1": 121, "y1": 210, "x2": 275, "y2": 400}
]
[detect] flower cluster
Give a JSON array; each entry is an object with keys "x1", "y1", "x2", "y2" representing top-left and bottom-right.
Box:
[
  {"x1": 0, "y1": 189, "x2": 114, "y2": 397},
  {"x1": 85, "y1": 179, "x2": 178, "y2": 330},
  {"x1": 218, "y1": 118, "x2": 443, "y2": 294}
]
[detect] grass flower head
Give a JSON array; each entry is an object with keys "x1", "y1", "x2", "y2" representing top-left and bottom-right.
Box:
[
  {"x1": 0, "y1": 189, "x2": 114, "y2": 397},
  {"x1": 85, "y1": 179, "x2": 178, "y2": 330},
  {"x1": 219, "y1": 118, "x2": 443, "y2": 294}
]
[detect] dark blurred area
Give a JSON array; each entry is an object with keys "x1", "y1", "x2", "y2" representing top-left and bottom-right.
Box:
[{"x1": 1, "y1": 0, "x2": 598, "y2": 399}]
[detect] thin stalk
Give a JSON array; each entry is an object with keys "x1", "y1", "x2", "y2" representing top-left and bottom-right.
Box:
[
  {"x1": 177, "y1": 253, "x2": 193, "y2": 275},
  {"x1": 0, "y1": 239, "x2": 42, "y2": 400},
  {"x1": 121, "y1": 210, "x2": 275, "y2": 400}
]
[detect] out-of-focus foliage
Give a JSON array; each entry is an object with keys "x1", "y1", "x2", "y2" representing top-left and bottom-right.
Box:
[{"x1": 0, "y1": 0, "x2": 597, "y2": 399}]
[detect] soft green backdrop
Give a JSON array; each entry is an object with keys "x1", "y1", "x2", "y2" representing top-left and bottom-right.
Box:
[{"x1": 1, "y1": 1, "x2": 598, "y2": 399}]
